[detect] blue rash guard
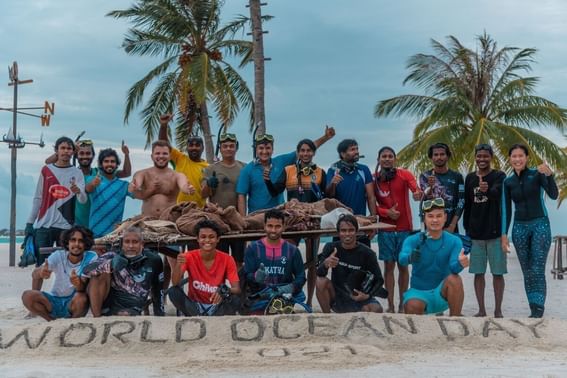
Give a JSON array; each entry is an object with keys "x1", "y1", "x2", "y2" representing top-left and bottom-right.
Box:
[
  {"x1": 501, "y1": 168, "x2": 558, "y2": 235},
  {"x1": 399, "y1": 231, "x2": 464, "y2": 290}
]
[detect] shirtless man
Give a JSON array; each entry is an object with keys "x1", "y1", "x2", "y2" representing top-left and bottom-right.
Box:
[{"x1": 129, "y1": 140, "x2": 195, "y2": 218}]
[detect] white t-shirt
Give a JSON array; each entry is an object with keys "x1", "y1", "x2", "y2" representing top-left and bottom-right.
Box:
[{"x1": 46, "y1": 250, "x2": 97, "y2": 297}]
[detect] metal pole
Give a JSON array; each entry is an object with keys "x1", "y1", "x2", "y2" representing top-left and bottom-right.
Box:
[{"x1": 9, "y1": 77, "x2": 18, "y2": 267}]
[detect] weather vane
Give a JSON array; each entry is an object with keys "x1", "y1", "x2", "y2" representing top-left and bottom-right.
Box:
[{"x1": 0, "y1": 61, "x2": 54, "y2": 267}]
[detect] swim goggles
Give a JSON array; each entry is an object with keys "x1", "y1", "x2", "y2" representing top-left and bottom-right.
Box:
[{"x1": 421, "y1": 197, "x2": 445, "y2": 212}]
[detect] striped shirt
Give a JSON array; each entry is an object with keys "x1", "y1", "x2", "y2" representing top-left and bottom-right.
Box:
[{"x1": 87, "y1": 175, "x2": 132, "y2": 237}]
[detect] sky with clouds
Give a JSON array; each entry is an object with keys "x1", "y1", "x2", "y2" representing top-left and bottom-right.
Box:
[{"x1": 1, "y1": 0, "x2": 566, "y2": 232}]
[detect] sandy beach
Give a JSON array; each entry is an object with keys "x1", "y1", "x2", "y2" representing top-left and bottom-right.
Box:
[{"x1": 1, "y1": 243, "x2": 566, "y2": 377}]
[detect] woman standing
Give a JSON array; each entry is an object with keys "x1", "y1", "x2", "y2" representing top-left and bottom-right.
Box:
[{"x1": 501, "y1": 144, "x2": 558, "y2": 318}]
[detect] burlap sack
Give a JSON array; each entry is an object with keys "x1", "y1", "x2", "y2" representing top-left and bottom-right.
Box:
[
  {"x1": 159, "y1": 201, "x2": 196, "y2": 222},
  {"x1": 176, "y1": 210, "x2": 231, "y2": 236},
  {"x1": 311, "y1": 198, "x2": 351, "y2": 215},
  {"x1": 244, "y1": 212, "x2": 265, "y2": 231},
  {"x1": 222, "y1": 206, "x2": 247, "y2": 232}
]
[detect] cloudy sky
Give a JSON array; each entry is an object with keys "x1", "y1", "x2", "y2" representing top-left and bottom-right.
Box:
[{"x1": 1, "y1": 0, "x2": 566, "y2": 231}]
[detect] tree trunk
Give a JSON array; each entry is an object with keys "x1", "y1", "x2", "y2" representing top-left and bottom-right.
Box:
[
  {"x1": 199, "y1": 102, "x2": 215, "y2": 163},
  {"x1": 249, "y1": 0, "x2": 266, "y2": 135}
]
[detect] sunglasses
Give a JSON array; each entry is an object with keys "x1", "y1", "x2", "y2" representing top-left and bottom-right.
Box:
[
  {"x1": 219, "y1": 133, "x2": 237, "y2": 142},
  {"x1": 266, "y1": 297, "x2": 294, "y2": 315},
  {"x1": 422, "y1": 197, "x2": 445, "y2": 212},
  {"x1": 255, "y1": 134, "x2": 274, "y2": 143}
]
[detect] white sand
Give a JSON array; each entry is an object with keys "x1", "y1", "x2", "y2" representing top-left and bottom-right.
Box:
[{"x1": 1, "y1": 243, "x2": 567, "y2": 377}]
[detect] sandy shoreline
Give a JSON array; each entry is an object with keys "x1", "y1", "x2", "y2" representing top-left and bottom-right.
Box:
[{"x1": 1, "y1": 243, "x2": 567, "y2": 377}]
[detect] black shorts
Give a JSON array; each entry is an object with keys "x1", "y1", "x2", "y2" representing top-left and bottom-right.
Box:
[{"x1": 217, "y1": 239, "x2": 245, "y2": 263}]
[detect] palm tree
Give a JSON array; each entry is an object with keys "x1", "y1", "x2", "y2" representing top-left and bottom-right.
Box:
[
  {"x1": 108, "y1": 0, "x2": 254, "y2": 162},
  {"x1": 375, "y1": 33, "x2": 567, "y2": 175}
]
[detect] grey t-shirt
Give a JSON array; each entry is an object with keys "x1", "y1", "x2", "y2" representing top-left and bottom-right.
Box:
[
  {"x1": 203, "y1": 161, "x2": 245, "y2": 208},
  {"x1": 46, "y1": 250, "x2": 97, "y2": 297}
]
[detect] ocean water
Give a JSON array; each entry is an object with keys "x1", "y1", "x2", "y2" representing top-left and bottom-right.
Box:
[{"x1": 0, "y1": 237, "x2": 24, "y2": 244}]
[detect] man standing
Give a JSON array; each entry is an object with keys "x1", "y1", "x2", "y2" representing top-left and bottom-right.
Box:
[
  {"x1": 419, "y1": 143, "x2": 465, "y2": 232},
  {"x1": 129, "y1": 140, "x2": 195, "y2": 218},
  {"x1": 201, "y1": 133, "x2": 246, "y2": 266},
  {"x1": 159, "y1": 114, "x2": 208, "y2": 207},
  {"x1": 399, "y1": 198, "x2": 469, "y2": 316},
  {"x1": 316, "y1": 214, "x2": 386, "y2": 313},
  {"x1": 374, "y1": 146, "x2": 421, "y2": 313},
  {"x1": 45, "y1": 139, "x2": 131, "y2": 228},
  {"x1": 243, "y1": 209, "x2": 307, "y2": 313},
  {"x1": 21, "y1": 226, "x2": 97, "y2": 321},
  {"x1": 27, "y1": 137, "x2": 87, "y2": 265},
  {"x1": 168, "y1": 220, "x2": 241, "y2": 316},
  {"x1": 463, "y1": 144, "x2": 507, "y2": 318},
  {"x1": 326, "y1": 139, "x2": 376, "y2": 246},
  {"x1": 85, "y1": 227, "x2": 164, "y2": 317},
  {"x1": 86, "y1": 148, "x2": 133, "y2": 238},
  {"x1": 236, "y1": 126, "x2": 335, "y2": 216},
  {"x1": 282, "y1": 138, "x2": 327, "y2": 307}
]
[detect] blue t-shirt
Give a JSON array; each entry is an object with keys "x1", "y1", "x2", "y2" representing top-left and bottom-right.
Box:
[
  {"x1": 87, "y1": 175, "x2": 132, "y2": 238},
  {"x1": 326, "y1": 163, "x2": 373, "y2": 215},
  {"x1": 236, "y1": 151, "x2": 296, "y2": 213},
  {"x1": 399, "y1": 231, "x2": 463, "y2": 290},
  {"x1": 75, "y1": 167, "x2": 98, "y2": 227}
]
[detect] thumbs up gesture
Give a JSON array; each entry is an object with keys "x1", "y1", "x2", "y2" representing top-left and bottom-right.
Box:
[
  {"x1": 387, "y1": 203, "x2": 400, "y2": 220},
  {"x1": 478, "y1": 174, "x2": 488, "y2": 193},
  {"x1": 325, "y1": 247, "x2": 339, "y2": 269},
  {"x1": 427, "y1": 171, "x2": 436, "y2": 188},
  {"x1": 40, "y1": 261, "x2": 52, "y2": 279},
  {"x1": 537, "y1": 161, "x2": 553, "y2": 176},
  {"x1": 70, "y1": 269, "x2": 81, "y2": 289},
  {"x1": 92, "y1": 172, "x2": 102, "y2": 188},
  {"x1": 70, "y1": 177, "x2": 80, "y2": 194},
  {"x1": 458, "y1": 248, "x2": 469, "y2": 268},
  {"x1": 176, "y1": 251, "x2": 187, "y2": 266},
  {"x1": 324, "y1": 124, "x2": 336, "y2": 139},
  {"x1": 207, "y1": 171, "x2": 219, "y2": 189},
  {"x1": 254, "y1": 263, "x2": 267, "y2": 284}
]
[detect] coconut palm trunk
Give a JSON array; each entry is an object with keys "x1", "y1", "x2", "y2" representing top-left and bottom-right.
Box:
[
  {"x1": 249, "y1": 0, "x2": 266, "y2": 135},
  {"x1": 199, "y1": 102, "x2": 215, "y2": 163}
]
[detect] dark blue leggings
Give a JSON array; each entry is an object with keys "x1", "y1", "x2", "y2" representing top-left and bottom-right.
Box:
[{"x1": 512, "y1": 217, "x2": 551, "y2": 308}]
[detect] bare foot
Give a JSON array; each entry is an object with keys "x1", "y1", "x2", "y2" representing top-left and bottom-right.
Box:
[
  {"x1": 386, "y1": 306, "x2": 395, "y2": 314},
  {"x1": 398, "y1": 305, "x2": 405, "y2": 314},
  {"x1": 494, "y1": 311, "x2": 503, "y2": 318},
  {"x1": 473, "y1": 311, "x2": 487, "y2": 317}
]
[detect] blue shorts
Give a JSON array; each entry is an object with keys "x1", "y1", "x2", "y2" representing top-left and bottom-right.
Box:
[
  {"x1": 43, "y1": 292, "x2": 74, "y2": 319},
  {"x1": 378, "y1": 231, "x2": 411, "y2": 262},
  {"x1": 403, "y1": 280, "x2": 448, "y2": 314},
  {"x1": 332, "y1": 295, "x2": 381, "y2": 313},
  {"x1": 469, "y1": 238, "x2": 507, "y2": 275}
]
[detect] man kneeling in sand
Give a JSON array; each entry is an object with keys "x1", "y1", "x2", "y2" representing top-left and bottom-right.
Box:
[
  {"x1": 316, "y1": 214, "x2": 387, "y2": 313},
  {"x1": 22, "y1": 226, "x2": 97, "y2": 321},
  {"x1": 167, "y1": 220, "x2": 241, "y2": 316},
  {"x1": 84, "y1": 227, "x2": 165, "y2": 316},
  {"x1": 399, "y1": 198, "x2": 469, "y2": 316}
]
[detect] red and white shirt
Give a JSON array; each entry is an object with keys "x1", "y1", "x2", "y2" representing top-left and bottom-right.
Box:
[{"x1": 180, "y1": 250, "x2": 239, "y2": 304}]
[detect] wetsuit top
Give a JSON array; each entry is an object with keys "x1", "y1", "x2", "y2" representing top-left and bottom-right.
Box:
[
  {"x1": 83, "y1": 250, "x2": 165, "y2": 316},
  {"x1": 501, "y1": 168, "x2": 558, "y2": 234},
  {"x1": 399, "y1": 231, "x2": 463, "y2": 291},
  {"x1": 243, "y1": 238, "x2": 306, "y2": 293},
  {"x1": 316, "y1": 241, "x2": 386, "y2": 299}
]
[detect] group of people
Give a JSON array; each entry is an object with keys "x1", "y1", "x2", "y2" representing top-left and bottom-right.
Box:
[{"x1": 21, "y1": 117, "x2": 558, "y2": 320}]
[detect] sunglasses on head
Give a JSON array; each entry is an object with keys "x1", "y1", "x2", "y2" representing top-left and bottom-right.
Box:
[
  {"x1": 255, "y1": 134, "x2": 274, "y2": 143},
  {"x1": 219, "y1": 133, "x2": 237, "y2": 142},
  {"x1": 78, "y1": 140, "x2": 93, "y2": 146},
  {"x1": 422, "y1": 197, "x2": 445, "y2": 212}
]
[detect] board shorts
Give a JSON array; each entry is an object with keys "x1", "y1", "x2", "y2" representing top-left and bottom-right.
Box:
[
  {"x1": 332, "y1": 295, "x2": 381, "y2": 313},
  {"x1": 378, "y1": 231, "x2": 411, "y2": 262},
  {"x1": 469, "y1": 238, "x2": 507, "y2": 275},
  {"x1": 43, "y1": 291, "x2": 74, "y2": 319},
  {"x1": 403, "y1": 280, "x2": 448, "y2": 314}
]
